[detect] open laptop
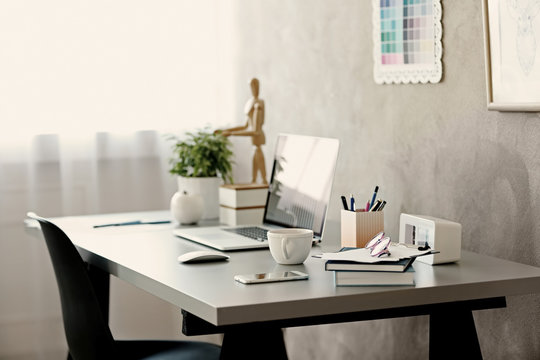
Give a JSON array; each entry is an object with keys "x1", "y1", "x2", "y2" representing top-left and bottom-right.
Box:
[{"x1": 173, "y1": 134, "x2": 340, "y2": 251}]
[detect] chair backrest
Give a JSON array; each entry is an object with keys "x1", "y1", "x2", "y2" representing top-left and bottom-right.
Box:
[{"x1": 27, "y1": 213, "x2": 117, "y2": 360}]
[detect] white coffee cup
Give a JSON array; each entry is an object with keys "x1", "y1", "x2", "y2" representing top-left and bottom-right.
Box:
[{"x1": 268, "y1": 228, "x2": 313, "y2": 265}]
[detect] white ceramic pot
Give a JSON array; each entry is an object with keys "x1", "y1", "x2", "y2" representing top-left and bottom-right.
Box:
[
  {"x1": 170, "y1": 191, "x2": 204, "y2": 224},
  {"x1": 176, "y1": 176, "x2": 220, "y2": 219}
]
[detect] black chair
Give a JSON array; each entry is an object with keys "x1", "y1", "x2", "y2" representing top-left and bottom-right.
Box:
[{"x1": 27, "y1": 212, "x2": 221, "y2": 360}]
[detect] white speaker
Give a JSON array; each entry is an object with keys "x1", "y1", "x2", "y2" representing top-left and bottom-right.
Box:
[{"x1": 398, "y1": 214, "x2": 461, "y2": 265}]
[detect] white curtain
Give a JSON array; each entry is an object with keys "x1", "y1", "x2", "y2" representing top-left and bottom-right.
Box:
[
  {"x1": 0, "y1": 1, "x2": 237, "y2": 358},
  {"x1": 0, "y1": 132, "x2": 179, "y2": 358}
]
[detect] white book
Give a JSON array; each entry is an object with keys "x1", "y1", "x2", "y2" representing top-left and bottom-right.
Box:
[
  {"x1": 219, "y1": 184, "x2": 269, "y2": 208},
  {"x1": 334, "y1": 267, "x2": 415, "y2": 286}
]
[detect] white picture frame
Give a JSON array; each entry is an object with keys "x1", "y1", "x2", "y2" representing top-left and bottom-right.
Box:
[{"x1": 483, "y1": 0, "x2": 540, "y2": 111}]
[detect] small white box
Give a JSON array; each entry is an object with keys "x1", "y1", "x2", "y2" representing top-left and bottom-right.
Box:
[
  {"x1": 219, "y1": 206, "x2": 265, "y2": 226},
  {"x1": 399, "y1": 214, "x2": 461, "y2": 265},
  {"x1": 219, "y1": 184, "x2": 268, "y2": 208}
]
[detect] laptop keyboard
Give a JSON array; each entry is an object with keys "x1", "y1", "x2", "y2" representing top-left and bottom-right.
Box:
[{"x1": 224, "y1": 227, "x2": 268, "y2": 242}]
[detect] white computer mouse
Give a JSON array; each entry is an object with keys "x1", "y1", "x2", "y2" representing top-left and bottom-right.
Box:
[{"x1": 177, "y1": 250, "x2": 230, "y2": 264}]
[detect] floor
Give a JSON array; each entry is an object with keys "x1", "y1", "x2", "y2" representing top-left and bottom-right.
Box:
[{"x1": 1, "y1": 350, "x2": 66, "y2": 360}]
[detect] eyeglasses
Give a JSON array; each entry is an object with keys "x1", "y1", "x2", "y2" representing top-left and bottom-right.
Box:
[{"x1": 365, "y1": 231, "x2": 391, "y2": 257}]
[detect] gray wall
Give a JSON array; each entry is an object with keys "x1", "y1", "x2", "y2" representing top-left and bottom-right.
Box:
[{"x1": 228, "y1": 1, "x2": 540, "y2": 359}]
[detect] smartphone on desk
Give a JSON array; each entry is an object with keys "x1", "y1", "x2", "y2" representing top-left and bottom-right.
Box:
[{"x1": 234, "y1": 271, "x2": 309, "y2": 284}]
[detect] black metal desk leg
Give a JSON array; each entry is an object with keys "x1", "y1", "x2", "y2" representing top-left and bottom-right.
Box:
[
  {"x1": 182, "y1": 310, "x2": 288, "y2": 360},
  {"x1": 220, "y1": 328, "x2": 288, "y2": 360},
  {"x1": 429, "y1": 309, "x2": 482, "y2": 360}
]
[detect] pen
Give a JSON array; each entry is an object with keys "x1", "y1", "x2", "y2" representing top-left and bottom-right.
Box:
[
  {"x1": 93, "y1": 220, "x2": 171, "y2": 228},
  {"x1": 350, "y1": 194, "x2": 355, "y2": 211},
  {"x1": 370, "y1": 186, "x2": 379, "y2": 209},
  {"x1": 365, "y1": 201, "x2": 370, "y2": 212},
  {"x1": 341, "y1": 195, "x2": 349, "y2": 211},
  {"x1": 378, "y1": 200, "x2": 387, "y2": 211}
]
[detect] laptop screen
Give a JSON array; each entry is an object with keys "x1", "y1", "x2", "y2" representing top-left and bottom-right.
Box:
[{"x1": 263, "y1": 134, "x2": 340, "y2": 237}]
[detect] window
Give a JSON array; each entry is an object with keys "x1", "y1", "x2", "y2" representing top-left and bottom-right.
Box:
[{"x1": 0, "y1": 0, "x2": 236, "y2": 146}]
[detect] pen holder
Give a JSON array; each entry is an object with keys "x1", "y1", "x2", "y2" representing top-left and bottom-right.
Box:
[{"x1": 340, "y1": 209, "x2": 384, "y2": 248}]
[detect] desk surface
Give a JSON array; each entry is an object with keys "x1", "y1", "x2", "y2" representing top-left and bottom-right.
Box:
[{"x1": 28, "y1": 210, "x2": 540, "y2": 327}]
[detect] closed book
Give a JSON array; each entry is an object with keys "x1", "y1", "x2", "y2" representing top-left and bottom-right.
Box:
[
  {"x1": 325, "y1": 257, "x2": 414, "y2": 272},
  {"x1": 334, "y1": 266, "x2": 415, "y2": 286},
  {"x1": 219, "y1": 184, "x2": 268, "y2": 208}
]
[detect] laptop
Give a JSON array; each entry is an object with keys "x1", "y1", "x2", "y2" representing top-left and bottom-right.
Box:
[{"x1": 173, "y1": 133, "x2": 340, "y2": 251}]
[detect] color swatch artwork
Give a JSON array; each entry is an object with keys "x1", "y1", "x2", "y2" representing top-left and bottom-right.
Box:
[{"x1": 372, "y1": 0, "x2": 442, "y2": 84}]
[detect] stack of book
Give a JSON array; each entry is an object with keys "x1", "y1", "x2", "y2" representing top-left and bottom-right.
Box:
[
  {"x1": 325, "y1": 249, "x2": 416, "y2": 286},
  {"x1": 219, "y1": 184, "x2": 268, "y2": 226}
]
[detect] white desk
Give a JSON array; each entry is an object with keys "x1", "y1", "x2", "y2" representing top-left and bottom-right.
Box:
[{"x1": 27, "y1": 210, "x2": 540, "y2": 359}]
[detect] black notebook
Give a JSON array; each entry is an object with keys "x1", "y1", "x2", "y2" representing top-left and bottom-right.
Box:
[{"x1": 325, "y1": 247, "x2": 416, "y2": 272}]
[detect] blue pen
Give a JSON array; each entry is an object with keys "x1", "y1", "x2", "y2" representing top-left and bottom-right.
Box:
[
  {"x1": 370, "y1": 186, "x2": 379, "y2": 209},
  {"x1": 350, "y1": 194, "x2": 355, "y2": 212},
  {"x1": 93, "y1": 220, "x2": 171, "y2": 228}
]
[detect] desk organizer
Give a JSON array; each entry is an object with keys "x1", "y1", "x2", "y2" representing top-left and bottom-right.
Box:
[
  {"x1": 340, "y1": 210, "x2": 384, "y2": 248},
  {"x1": 398, "y1": 214, "x2": 461, "y2": 265}
]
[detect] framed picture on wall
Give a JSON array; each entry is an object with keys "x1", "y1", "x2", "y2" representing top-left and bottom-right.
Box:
[
  {"x1": 372, "y1": 0, "x2": 443, "y2": 84},
  {"x1": 483, "y1": 0, "x2": 540, "y2": 111}
]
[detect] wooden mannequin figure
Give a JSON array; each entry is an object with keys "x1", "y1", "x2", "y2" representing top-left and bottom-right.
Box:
[{"x1": 218, "y1": 78, "x2": 268, "y2": 185}]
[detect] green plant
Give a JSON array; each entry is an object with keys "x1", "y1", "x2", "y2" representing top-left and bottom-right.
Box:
[{"x1": 168, "y1": 128, "x2": 234, "y2": 183}]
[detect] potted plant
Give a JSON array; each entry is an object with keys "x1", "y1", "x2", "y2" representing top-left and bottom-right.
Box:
[{"x1": 168, "y1": 128, "x2": 234, "y2": 220}]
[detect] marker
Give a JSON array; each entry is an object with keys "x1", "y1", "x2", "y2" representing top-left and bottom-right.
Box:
[
  {"x1": 365, "y1": 201, "x2": 370, "y2": 212},
  {"x1": 370, "y1": 186, "x2": 379, "y2": 209},
  {"x1": 350, "y1": 194, "x2": 355, "y2": 211},
  {"x1": 370, "y1": 199, "x2": 382, "y2": 212},
  {"x1": 378, "y1": 200, "x2": 387, "y2": 211},
  {"x1": 341, "y1": 196, "x2": 349, "y2": 211}
]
